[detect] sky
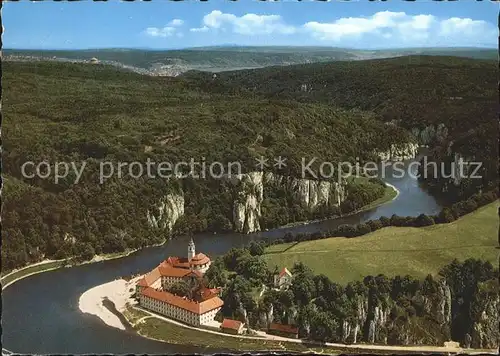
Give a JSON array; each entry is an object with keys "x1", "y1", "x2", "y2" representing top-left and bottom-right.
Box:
[{"x1": 3, "y1": 0, "x2": 498, "y2": 50}]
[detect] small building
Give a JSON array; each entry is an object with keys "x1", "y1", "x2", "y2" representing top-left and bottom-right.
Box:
[
  {"x1": 220, "y1": 318, "x2": 244, "y2": 335},
  {"x1": 90, "y1": 57, "x2": 99, "y2": 64},
  {"x1": 268, "y1": 322, "x2": 299, "y2": 339},
  {"x1": 274, "y1": 267, "x2": 293, "y2": 289}
]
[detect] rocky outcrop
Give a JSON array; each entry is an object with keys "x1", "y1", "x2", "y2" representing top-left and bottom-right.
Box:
[
  {"x1": 422, "y1": 141, "x2": 476, "y2": 193},
  {"x1": 366, "y1": 304, "x2": 391, "y2": 344},
  {"x1": 377, "y1": 142, "x2": 419, "y2": 162},
  {"x1": 146, "y1": 193, "x2": 185, "y2": 231},
  {"x1": 470, "y1": 286, "x2": 499, "y2": 349},
  {"x1": 258, "y1": 303, "x2": 274, "y2": 329},
  {"x1": 231, "y1": 172, "x2": 264, "y2": 234},
  {"x1": 144, "y1": 171, "x2": 348, "y2": 234},
  {"x1": 231, "y1": 171, "x2": 348, "y2": 233},
  {"x1": 420, "y1": 279, "x2": 452, "y2": 325},
  {"x1": 342, "y1": 297, "x2": 368, "y2": 344},
  {"x1": 411, "y1": 124, "x2": 448, "y2": 146}
]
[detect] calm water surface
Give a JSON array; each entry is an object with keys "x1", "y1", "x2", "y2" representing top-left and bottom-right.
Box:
[{"x1": 2, "y1": 157, "x2": 444, "y2": 354}]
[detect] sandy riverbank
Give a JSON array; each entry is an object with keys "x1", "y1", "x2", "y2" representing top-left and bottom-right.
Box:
[{"x1": 78, "y1": 275, "x2": 143, "y2": 330}]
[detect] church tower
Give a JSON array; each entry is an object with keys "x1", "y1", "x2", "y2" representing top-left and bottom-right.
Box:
[{"x1": 188, "y1": 238, "x2": 196, "y2": 261}]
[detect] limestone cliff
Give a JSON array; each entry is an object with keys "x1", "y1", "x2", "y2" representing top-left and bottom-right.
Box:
[
  {"x1": 231, "y1": 171, "x2": 348, "y2": 233},
  {"x1": 411, "y1": 124, "x2": 448, "y2": 146},
  {"x1": 376, "y1": 142, "x2": 419, "y2": 162},
  {"x1": 420, "y1": 140, "x2": 477, "y2": 195},
  {"x1": 231, "y1": 172, "x2": 264, "y2": 234},
  {"x1": 146, "y1": 193, "x2": 185, "y2": 231},
  {"x1": 144, "y1": 171, "x2": 347, "y2": 234},
  {"x1": 469, "y1": 283, "x2": 499, "y2": 349}
]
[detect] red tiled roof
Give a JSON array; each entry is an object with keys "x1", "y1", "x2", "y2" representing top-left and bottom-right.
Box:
[
  {"x1": 141, "y1": 287, "x2": 223, "y2": 314},
  {"x1": 158, "y1": 265, "x2": 193, "y2": 278},
  {"x1": 197, "y1": 286, "x2": 219, "y2": 301},
  {"x1": 190, "y1": 253, "x2": 210, "y2": 265},
  {"x1": 165, "y1": 254, "x2": 210, "y2": 267},
  {"x1": 269, "y1": 323, "x2": 298, "y2": 334},
  {"x1": 279, "y1": 267, "x2": 292, "y2": 278},
  {"x1": 209, "y1": 287, "x2": 221, "y2": 295},
  {"x1": 137, "y1": 267, "x2": 162, "y2": 287},
  {"x1": 221, "y1": 318, "x2": 243, "y2": 330}
]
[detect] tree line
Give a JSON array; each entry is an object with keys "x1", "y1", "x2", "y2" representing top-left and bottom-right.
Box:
[{"x1": 265, "y1": 188, "x2": 498, "y2": 245}]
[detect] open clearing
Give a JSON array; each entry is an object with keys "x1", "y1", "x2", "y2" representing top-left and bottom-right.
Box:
[{"x1": 264, "y1": 203, "x2": 498, "y2": 284}]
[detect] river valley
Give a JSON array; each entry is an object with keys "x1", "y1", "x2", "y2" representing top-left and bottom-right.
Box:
[{"x1": 2, "y1": 158, "x2": 445, "y2": 354}]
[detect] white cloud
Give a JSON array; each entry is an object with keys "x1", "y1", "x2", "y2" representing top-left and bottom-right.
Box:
[
  {"x1": 149, "y1": 11, "x2": 494, "y2": 47},
  {"x1": 190, "y1": 26, "x2": 210, "y2": 33},
  {"x1": 439, "y1": 17, "x2": 492, "y2": 38},
  {"x1": 302, "y1": 11, "x2": 494, "y2": 45},
  {"x1": 168, "y1": 19, "x2": 184, "y2": 27},
  {"x1": 303, "y1": 11, "x2": 436, "y2": 41},
  {"x1": 144, "y1": 19, "x2": 184, "y2": 38},
  {"x1": 191, "y1": 10, "x2": 296, "y2": 35},
  {"x1": 145, "y1": 26, "x2": 177, "y2": 38}
]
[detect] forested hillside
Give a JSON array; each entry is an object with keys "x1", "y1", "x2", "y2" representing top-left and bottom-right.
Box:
[
  {"x1": 183, "y1": 56, "x2": 498, "y2": 200},
  {"x1": 2, "y1": 61, "x2": 400, "y2": 270},
  {"x1": 2, "y1": 55, "x2": 497, "y2": 270},
  {"x1": 5, "y1": 47, "x2": 496, "y2": 72}
]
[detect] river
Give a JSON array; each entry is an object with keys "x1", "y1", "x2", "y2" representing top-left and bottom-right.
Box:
[{"x1": 2, "y1": 157, "x2": 444, "y2": 354}]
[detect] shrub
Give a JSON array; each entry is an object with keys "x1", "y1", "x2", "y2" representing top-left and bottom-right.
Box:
[
  {"x1": 390, "y1": 214, "x2": 406, "y2": 227},
  {"x1": 356, "y1": 223, "x2": 372, "y2": 236},
  {"x1": 415, "y1": 214, "x2": 435, "y2": 227},
  {"x1": 337, "y1": 224, "x2": 357, "y2": 237},
  {"x1": 437, "y1": 208, "x2": 455, "y2": 223},
  {"x1": 451, "y1": 201, "x2": 467, "y2": 219},
  {"x1": 463, "y1": 199, "x2": 478, "y2": 213},
  {"x1": 404, "y1": 216, "x2": 417, "y2": 226},
  {"x1": 379, "y1": 216, "x2": 391, "y2": 227},
  {"x1": 284, "y1": 232, "x2": 295, "y2": 243},
  {"x1": 367, "y1": 219, "x2": 384, "y2": 231}
]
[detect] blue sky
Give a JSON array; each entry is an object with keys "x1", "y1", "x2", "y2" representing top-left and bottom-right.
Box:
[{"x1": 3, "y1": 0, "x2": 498, "y2": 49}]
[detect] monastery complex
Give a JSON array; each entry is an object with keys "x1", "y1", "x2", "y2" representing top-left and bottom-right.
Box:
[{"x1": 135, "y1": 238, "x2": 223, "y2": 327}]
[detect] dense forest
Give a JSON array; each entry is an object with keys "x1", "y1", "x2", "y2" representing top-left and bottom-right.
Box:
[
  {"x1": 183, "y1": 56, "x2": 498, "y2": 201},
  {"x1": 2, "y1": 55, "x2": 497, "y2": 270},
  {"x1": 2, "y1": 61, "x2": 398, "y2": 270},
  {"x1": 205, "y1": 243, "x2": 499, "y2": 348}
]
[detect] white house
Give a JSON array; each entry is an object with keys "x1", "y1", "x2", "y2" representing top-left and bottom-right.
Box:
[{"x1": 274, "y1": 267, "x2": 293, "y2": 289}]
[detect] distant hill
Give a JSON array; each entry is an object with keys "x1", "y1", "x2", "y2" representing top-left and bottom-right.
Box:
[
  {"x1": 182, "y1": 55, "x2": 496, "y2": 133},
  {"x1": 3, "y1": 46, "x2": 497, "y2": 74}
]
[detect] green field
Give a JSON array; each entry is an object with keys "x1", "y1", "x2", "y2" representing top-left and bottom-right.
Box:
[{"x1": 264, "y1": 203, "x2": 499, "y2": 285}]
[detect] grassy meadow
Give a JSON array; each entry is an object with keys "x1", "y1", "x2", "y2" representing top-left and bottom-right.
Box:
[{"x1": 263, "y1": 203, "x2": 499, "y2": 285}]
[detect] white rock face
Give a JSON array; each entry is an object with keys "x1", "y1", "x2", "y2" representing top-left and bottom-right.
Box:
[
  {"x1": 145, "y1": 171, "x2": 348, "y2": 235},
  {"x1": 232, "y1": 171, "x2": 347, "y2": 234},
  {"x1": 231, "y1": 172, "x2": 265, "y2": 234},
  {"x1": 377, "y1": 142, "x2": 419, "y2": 162},
  {"x1": 411, "y1": 123, "x2": 448, "y2": 145},
  {"x1": 441, "y1": 141, "x2": 475, "y2": 188},
  {"x1": 147, "y1": 193, "x2": 185, "y2": 231}
]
